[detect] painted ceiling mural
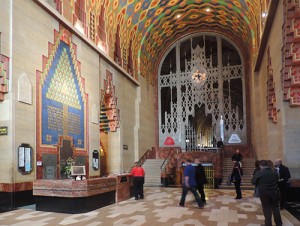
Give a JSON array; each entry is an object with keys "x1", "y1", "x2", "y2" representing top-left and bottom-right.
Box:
[
  {"x1": 102, "y1": 0, "x2": 260, "y2": 83},
  {"x1": 56, "y1": 0, "x2": 262, "y2": 84}
]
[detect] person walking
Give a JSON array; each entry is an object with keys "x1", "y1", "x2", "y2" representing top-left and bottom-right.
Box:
[
  {"x1": 178, "y1": 159, "x2": 204, "y2": 208},
  {"x1": 253, "y1": 160, "x2": 260, "y2": 197},
  {"x1": 231, "y1": 149, "x2": 243, "y2": 167},
  {"x1": 194, "y1": 159, "x2": 208, "y2": 204},
  {"x1": 130, "y1": 162, "x2": 145, "y2": 200},
  {"x1": 274, "y1": 159, "x2": 291, "y2": 209},
  {"x1": 231, "y1": 161, "x2": 243, "y2": 199},
  {"x1": 252, "y1": 160, "x2": 282, "y2": 226}
]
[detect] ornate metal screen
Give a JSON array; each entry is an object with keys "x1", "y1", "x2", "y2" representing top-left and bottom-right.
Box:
[{"x1": 158, "y1": 34, "x2": 246, "y2": 150}]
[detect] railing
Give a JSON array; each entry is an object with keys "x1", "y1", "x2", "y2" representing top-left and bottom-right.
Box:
[
  {"x1": 160, "y1": 149, "x2": 172, "y2": 171},
  {"x1": 188, "y1": 147, "x2": 221, "y2": 153},
  {"x1": 128, "y1": 149, "x2": 154, "y2": 172}
]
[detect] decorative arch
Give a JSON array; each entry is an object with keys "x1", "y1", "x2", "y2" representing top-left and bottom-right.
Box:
[{"x1": 158, "y1": 33, "x2": 247, "y2": 149}]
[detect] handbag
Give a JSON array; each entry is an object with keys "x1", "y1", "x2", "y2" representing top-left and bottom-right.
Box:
[{"x1": 232, "y1": 176, "x2": 236, "y2": 183}]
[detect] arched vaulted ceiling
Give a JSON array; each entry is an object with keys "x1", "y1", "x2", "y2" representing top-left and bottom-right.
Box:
[{"x1": 102, "y1": 0, "x2": 261, "y2": 83}]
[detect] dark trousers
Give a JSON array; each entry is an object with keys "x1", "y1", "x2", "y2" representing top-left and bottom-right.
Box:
[
  {"x1": 196, "y1": 183, "x2": 206, "y2": 203},
  {"x1": 259, "y1": 189, "x2": 282, "y2": 226},
  {"x1": 133, "y1": 177, "x2": 144, "y2": 199},
  {"x1": 278, "y1": 182, "x2": 287, "y2": 208},
  {"x1": 234, "y1": 179, "x2": 242, "y2": 198},
  {"x1": 179, "y1": 185, "x2": 203, "y2": 207}
]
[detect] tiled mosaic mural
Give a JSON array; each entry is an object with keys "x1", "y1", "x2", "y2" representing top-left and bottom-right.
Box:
[{"x1": 39, "y1": 27, "x2": 86, "y2": 148}]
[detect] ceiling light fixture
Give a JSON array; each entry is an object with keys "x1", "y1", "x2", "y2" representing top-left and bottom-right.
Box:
[
  {"x1": 262, "y1": 12, "x2": 268, "y2": 18},
  {"x1": 190, "y1": 65, "x2": 207, "y2": 87}
]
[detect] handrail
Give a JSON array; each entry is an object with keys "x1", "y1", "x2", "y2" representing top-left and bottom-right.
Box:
[
  {"x1": 190, "y1": 147, "x2": 221, "y2": 153},
  {"x1": 160, "y1": 149, "x2": 172, "y2": 171},
  {"x1": 128, "y1": 149, "x2": 152, "y2": 172}
]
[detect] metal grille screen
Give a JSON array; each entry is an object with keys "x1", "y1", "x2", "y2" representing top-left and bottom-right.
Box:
[{"x1": 158, "y1": 34, "x2": 246, "y2": 150}]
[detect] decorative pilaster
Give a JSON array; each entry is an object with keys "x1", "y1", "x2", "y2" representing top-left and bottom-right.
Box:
[
  {"x1": 0, "y1": 54, "x2": 9, "y2": 101},
  {"x1": 267, "y1": 47, "x2": 277, "y2": 123},
  {"x1": 100, "y1": 70, "x2": 120, "y2": 133},
  {"x1": 282, "y1": 0, "x2": 300, "y2": 106}
]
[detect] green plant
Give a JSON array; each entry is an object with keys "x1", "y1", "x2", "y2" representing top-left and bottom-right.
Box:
[{"x1": 64, "y1": 157, "x2": 75, "y2": 177}]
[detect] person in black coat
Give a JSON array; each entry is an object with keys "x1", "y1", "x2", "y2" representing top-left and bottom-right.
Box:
[
  {"x1": 232, "y1": 149, "x2": 243, "y2": 166},
  {"x1": 252, "y1": 160, "x2": 260, "y2": 197},
  {"x1": 231, "y1": 161, "x2": 243, "y2": 199},
  {"x1": 252, "y1": 160, "x2": 282, "y2": 226},
  {"x1": 194, "y1": 159, "x2": 208, "y2": 204},
  {"x1": 217, "y1": 138, "x2": 224, "y2": 148},
  {"x1": 274, "y1": 159, "x2": 291, "y2": 209}
]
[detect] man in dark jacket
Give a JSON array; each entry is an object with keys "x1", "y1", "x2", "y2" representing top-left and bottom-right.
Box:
[
  {"x1": 178, "y1": 159, "x2": 204, "y2": 208},
  {"x1": 275, "y1": 159, "x2": 291, "y2": 209},
  {"x1": 252, "y1": 160, "x2": 282, "y2": 226},
  {"x1": 194, "y1": 159, "x2": 208, "y2": 204},
  {"x1": 231, "y1": 149, "x2": 243, "y2": 166}
]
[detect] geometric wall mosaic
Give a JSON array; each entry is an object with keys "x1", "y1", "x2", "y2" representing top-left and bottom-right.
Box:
[
  {"x1": 0, "y1": 54, "x2": 9, "y2": 101},
  {"x1": 267, "y1": 47, "x2": 277, "y2": 123},
  {"x1": 37, "y1": 26, "x2": 87, "y2": 148},
  {"x1": 282, "y1": 1, "x2": 300, "y2": 106},
  {"x1": 100, "y1": 70, "x2": 120, "y2": 133}
]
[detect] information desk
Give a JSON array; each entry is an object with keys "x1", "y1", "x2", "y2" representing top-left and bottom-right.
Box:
[{"x1": 33, "y1": 175, "x2": 133, "y2": 213}]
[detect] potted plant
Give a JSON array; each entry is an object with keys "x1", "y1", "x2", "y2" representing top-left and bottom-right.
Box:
[{"x1": 64, "y1": 157, "x2": 75, "y2": 178}]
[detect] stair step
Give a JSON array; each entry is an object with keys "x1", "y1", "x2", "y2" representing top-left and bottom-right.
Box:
[
  {"x1": 221, "y1": 157, "x2": 256, "y2": 189},
  {"x1": 143, "y1": 159, "x2": 166, "y2": 186}
]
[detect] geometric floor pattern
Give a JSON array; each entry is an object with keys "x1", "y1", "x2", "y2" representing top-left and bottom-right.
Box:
[
  {"x1": 0, "y1": 188, "x2": 299, "y2": 226},
  {"x1": 286, "y1": 202, "x2": 300, "y2": 222}
]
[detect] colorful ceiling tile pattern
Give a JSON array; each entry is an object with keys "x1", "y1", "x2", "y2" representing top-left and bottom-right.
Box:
[
  {"x1": 104, "y1": 0, "x2": 259, "y2": 83},
  {"x1": 55, "y1": 0, "x2": 260, "y2": 84}
]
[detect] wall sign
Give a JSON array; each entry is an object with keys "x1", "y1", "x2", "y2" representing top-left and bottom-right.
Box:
[
  {"x1": 228, "y1": 134, "x2": 241, "y2": 144},
  {"x1": 18, "y1": 143, "x2": 33, "y2": 174},
  {"x1": 92, "y1": 150, "x2": 99, "y2": 170},
  {"x1": 0, "y1": 126, "x2": 8, "y2": 135}
]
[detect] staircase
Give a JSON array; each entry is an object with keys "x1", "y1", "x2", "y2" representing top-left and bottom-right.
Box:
[
  {"x1": 219, "y1": 158, "x2": 256, "y2": 190},
  {"x1": 142, "y1": 159, "x2": 166, "y2": 186}
]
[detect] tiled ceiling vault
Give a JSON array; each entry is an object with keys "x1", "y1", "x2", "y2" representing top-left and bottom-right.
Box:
[{"x1": 105, "y1": 0, "x2": 260, "y2": 83}]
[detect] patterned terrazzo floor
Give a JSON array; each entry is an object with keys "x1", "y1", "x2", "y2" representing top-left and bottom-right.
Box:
[{"x1": 0, "y1": 188, "x2": 299, "y2": 226}]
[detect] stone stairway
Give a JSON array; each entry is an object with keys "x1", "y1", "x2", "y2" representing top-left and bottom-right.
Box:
[
  {"x1": 219, "y1": 157, "x2": 256, "y2": 190},
  {"x1": 142, "y1": 159, "x2": 167, "y2": 187}
]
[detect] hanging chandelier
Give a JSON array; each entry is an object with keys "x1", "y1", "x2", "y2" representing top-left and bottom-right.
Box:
[{"x1": 190, "y1": 65, "x2": 207, "y2": 87}]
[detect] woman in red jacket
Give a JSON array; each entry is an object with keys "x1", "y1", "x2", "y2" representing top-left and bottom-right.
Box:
[{"x1": 130, "y1": 162, "x2": 145, "y2": 200}]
